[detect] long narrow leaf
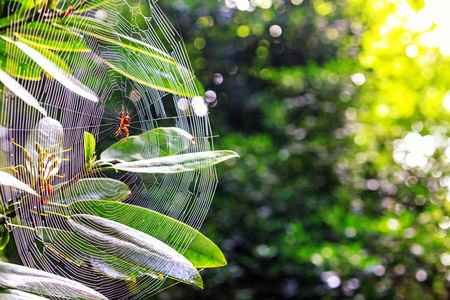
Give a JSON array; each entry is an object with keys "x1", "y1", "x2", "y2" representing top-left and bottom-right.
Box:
[
  {"x1": 14, "y1": 32, "x2": 91, "y2": 52},
  {"x1": 0, "y1": 289, "x2": 49, "y2": 300},
  {"x1": 1, "y1": 36, "x2": 98, "y2": 102},
  {"x1": 0, "y1": 34, "x2": 71, "y2": 77},
  {"x1": 56, "y1": 16, "x2": 204, "y2": 97},
  {"x1": 68, "y1": 200, "x2": 227, "y2": 268},
  {"x1": 113, "y1": 150, "x2": 239, "y2": 173},
  {"x1": 0, "y1": 38, "x2": 42, "y2": 80},
  {"x1": 0, "y1": 68, "x2": 47, "y2": 116},
  {"x1": 38, "y1": 227, "x2": 163, "y2": 281},
  {"x1": 57, "y1": 15, "x2": 174, "y2": 64},
  {"x1": 0, "y1": 170, "x2": 39, "y2": 196},
  {"x1": 0, "y1": 261, "x2": 108, "y2": 300},
  {"x1": 68, "y1": 214, "x2": 203, "y2": 287}
]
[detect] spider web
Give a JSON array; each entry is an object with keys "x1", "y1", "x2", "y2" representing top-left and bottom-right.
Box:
[{"x1": 0, "y1": 0, "x2": 217, "y2": 298}]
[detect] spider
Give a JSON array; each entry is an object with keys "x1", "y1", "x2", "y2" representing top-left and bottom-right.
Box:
[
  {"x1": 38, "y1": 0, "x2": 85, "y2": 20},
  {"x1": 114, "y1": 105, "x2": 130, "y2": 142},
  {"x1": 59, "y1": 0, "x2": 91, "y2": 19},
  {"x1": 60, "y1": 5, "x2": 75, "y2": 19}
]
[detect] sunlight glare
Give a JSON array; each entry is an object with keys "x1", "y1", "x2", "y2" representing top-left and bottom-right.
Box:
[
  {"x1": 393, "y1": 132, "x2": 436, "y2": 169},
  {"x1": 401, "y1": 0, "x2": 450, "y2": 56}
]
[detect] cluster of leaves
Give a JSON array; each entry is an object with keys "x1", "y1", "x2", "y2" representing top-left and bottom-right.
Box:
[{"x1": 0, "y1": 0, "x2": 238, "y2": 299}]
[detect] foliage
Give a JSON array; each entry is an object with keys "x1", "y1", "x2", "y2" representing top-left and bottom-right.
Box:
[
  {"x1": 0, "y1": 0, "x2": 236, "y2": 298},
  {"x1": 154, "y1": 0, "x2": 450, "y2": 299}
]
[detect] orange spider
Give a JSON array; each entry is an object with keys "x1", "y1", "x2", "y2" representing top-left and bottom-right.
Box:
[
  {"x1": 114, "y1": 106, "x2": 130, "y2": 142},
  {"x1": 60, "y1": 6, "x2": 75, "y2": 19}
]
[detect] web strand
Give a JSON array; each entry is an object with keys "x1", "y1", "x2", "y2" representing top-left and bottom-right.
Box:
[{"x1": 1, "y1": 0, "x2": 217, "y2": 298}]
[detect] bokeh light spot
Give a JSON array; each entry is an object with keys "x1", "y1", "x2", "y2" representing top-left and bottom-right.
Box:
[
  {"x1": 326, "y1": 275, "x2": 341, "y2": 288},
  {"x1": 406, "y1": 45, "x2": 418, "y2": 57},
  {"x1": 205, "y1": 90, "x2": 217, "y2": 103},
  {"x1": 194, "y1": 37, "x2": 206, "y2": 49},
  {"x1": 376, "y1": 104, "x2": 389, "y2": 117},
  {"x1": 311, "y1": 253, "x2": 323, "y2": 265},
  {"x1": 387, "y1": 218, "x2": 399, "y2": 230},
  {"x1": 373, "y1": 265, "x2": 385, "y2": 276},
  {"x1": 237, "y1": 25, "x2": 251, "y2": 38},
  {"x1": 441, "y1": 253, "x2": 450, "y2": 266},
  {"x1": 351, "y1": 73, "x2": 365, "y2": 85},
  {"x1": 416, "y1": 269, "x2": 427, "y2": 282},
  {"x1": 269, "y1": 25, "x2": 282, "y2": 37},
  {"x1": 326, "y1": 28, "x2": 339, "y2": 40}
]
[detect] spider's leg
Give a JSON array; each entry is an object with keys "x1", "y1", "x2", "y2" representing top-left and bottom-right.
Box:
[
  {"x1": 73, "y1": 0, "x2": 89, "y2": 10},
  {"x1": 114, "y1": 128, "x2": 121, "y2": 137},
  {"x1": 123, "y1": 127, "x2": 129, "y2": 142}
]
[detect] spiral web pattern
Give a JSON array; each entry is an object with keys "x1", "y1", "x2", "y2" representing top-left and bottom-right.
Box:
[{"x1": 0, "y1": 0, "x2": 217, "y2": 298}]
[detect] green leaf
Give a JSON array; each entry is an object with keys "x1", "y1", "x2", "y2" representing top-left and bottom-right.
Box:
[
  {"x1": 0, "y1": 38, "x2": 43, "y2": 81},
  {"x1": 2, "y1": 34, "x2": 72, "y2": 75},
  {"x1": 0, "y1": 67, "x2": 47, "y2": 116},
  {"x1": 1, "y1": 36, "x2": 98, "y2": 102},
  {"x1": 0, "y1": 261, "x2": 108, "y2": 299},
  {"x1": 37, "y1": 227, "x2": 154, "y2": 281},
  {"x1": 0, "y1": 170, "x2": 39, "y2": 196},
  {"x1": 49, "y1": 0, "x2": 111, "y2": 13},
  {"x1": 103, "y1": 56, "x2": 204, "y2": 98},
  {"x1": 57, "y1": 15, "x2": 175, "y2": 64},
  {"x1": 51, "y1": 178, "x2": 130, "y2": 203},
  {"x1": 0, "y1": 288, "x2": 49, "y2": 300},
  {"x1": 0, "y1": 54, "x2": 42, "y2": 80},
  {"x1": 112, "y1": 150, "x2": 239, "y2": 174},
  {"x1": 74, "y1": 0, "x2": 112, "y2": 13},
  {"x1": 15, "y1": 21, "x2": 90, "y2": 52},
  {"x1": 68, "y1": 200, "x2": 227, "y2": 268},
  {"x1": 101, "y1": 127, "x2": 196, "y2": 163},
  {"x1": 0, "y1": 10, "x2": 32, "y2": 32},
  {"x1": 16, "y1": 0, "x2": 36, "y2": 10},
  {"x1": 59, "y1": 15, "x2": 204, "y2": 97},
  {"x1": 0, "y1": 224, "x2": 9, "y2": 250},
  {"x1": 68, "y1": 214, "x2": 203, "y2": 287},
  {"x1": 84, "y1": 131, "x2": 96, "y2": 164},
  {"x1": 14, "y1": 32, "x2": 91, "y2": 52}
]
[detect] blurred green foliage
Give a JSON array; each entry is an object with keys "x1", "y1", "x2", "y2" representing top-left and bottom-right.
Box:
[{"x1": 155, "y1": 0, "x2": 450, "y2": 299}]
